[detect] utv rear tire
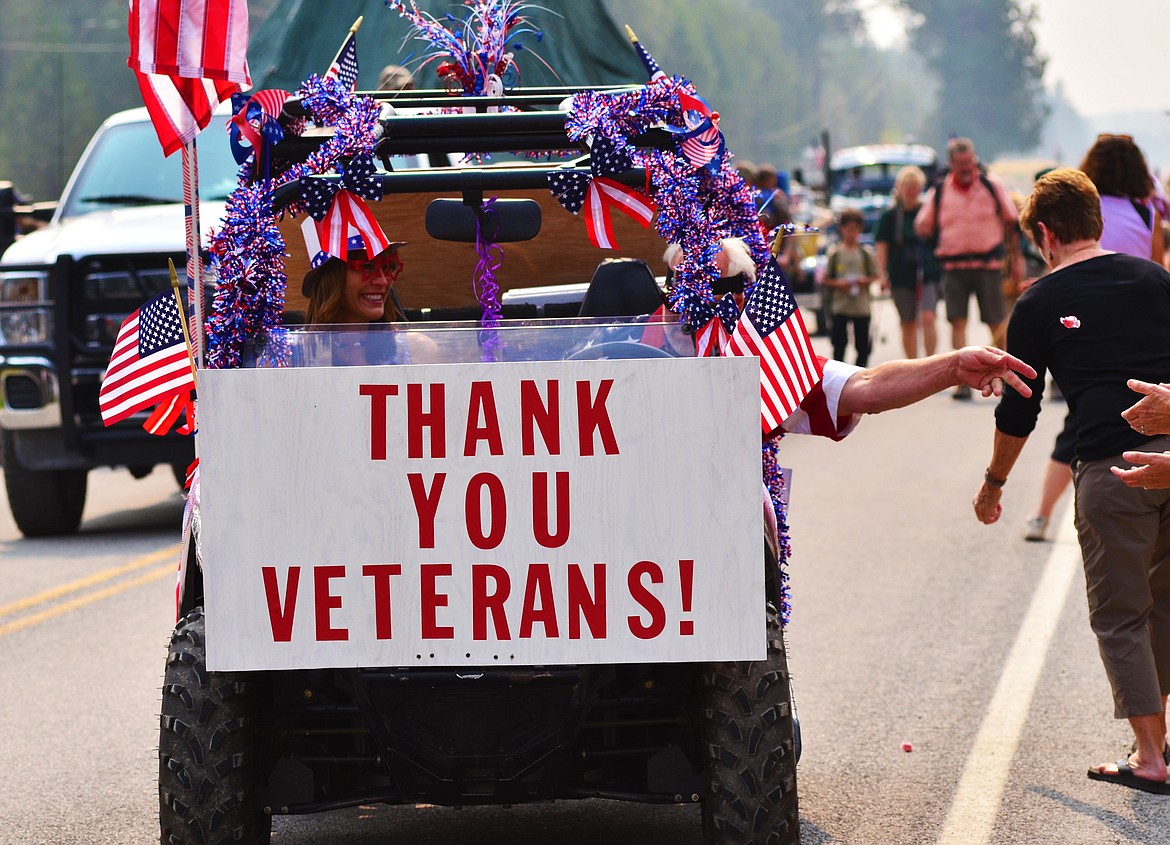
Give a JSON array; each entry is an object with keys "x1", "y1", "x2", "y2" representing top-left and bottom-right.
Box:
[
  {"x1": 699, "y1": 606, "x2": 799, "y2": 845},
  {"x1": 1, "y1": 432, "x2": 86, "y2": 536},
  {"x1": 159, "y1": 608, "x2": 271, "y2": 845}
]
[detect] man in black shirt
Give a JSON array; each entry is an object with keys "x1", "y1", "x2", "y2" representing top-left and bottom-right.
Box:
[{"x1": 973, "y1": 169, "x2": 1170, "y2": 795}]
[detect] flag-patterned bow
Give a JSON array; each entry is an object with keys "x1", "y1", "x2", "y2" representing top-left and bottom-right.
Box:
[
  {"x1": 299, "y1": 153, "x2": 389, "y2": 262},
  {"x1": 669, "y1": 92, "x2": 726, "y2": 172},
  {"x1": 228, "y1": 89, "x2": 290, "y2": 164},
  {"x1": 692, "y1": 293, "x2": 740, "y2": 357},
  {"x1": 547, "y1": 136, "x2": 655, "y2": 250}
]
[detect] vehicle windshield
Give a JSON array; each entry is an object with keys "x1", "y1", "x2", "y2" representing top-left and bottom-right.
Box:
[
  {"x1": 244, "y1": 318, "x2": 695, "y2": 368},
  {"x1": 60, "y1": 118, "x2": 239, "y2": 219}
]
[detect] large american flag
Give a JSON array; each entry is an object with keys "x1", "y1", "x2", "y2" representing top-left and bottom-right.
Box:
[
  {"x1": 99, "y1": 290, "x2": 197, "y2": 427},
  {"x1": 725, "y1": 256, "x2": 823, "y2": 433},
  {"x1": 325, "y1": 31, "x2": 360, "y2": 92},
  {"x1": 128, "y1": 0, "x2": 251, "y2": 156}
]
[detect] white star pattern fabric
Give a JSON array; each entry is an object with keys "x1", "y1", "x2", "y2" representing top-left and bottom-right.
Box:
[{"x1": 325, "y1": 32, "x2": 360, "y2": 92}]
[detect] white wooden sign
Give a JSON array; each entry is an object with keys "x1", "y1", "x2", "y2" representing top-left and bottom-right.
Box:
[{"x1": 200, "y1": 357, "x2": 763, "y2": 670}]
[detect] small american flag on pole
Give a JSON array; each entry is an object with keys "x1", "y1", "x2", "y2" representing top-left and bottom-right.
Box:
[
  {"x1": 725, "y1": 256, "x2": 823, "y2": 433},
  {"x1": 99, "y1": 290, "x2": 197, "y2": 427},
  {"x1": 324, "y1": 28, "x2": 360, "y2": 92}
]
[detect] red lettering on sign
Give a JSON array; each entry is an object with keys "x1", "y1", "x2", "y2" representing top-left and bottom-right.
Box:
[
  {"x1": 314, "y1": 565, "x2": 348, "y2": 642},
  {"x1": 420, "y1": 563, "x2": 455, "y2": 639},
  {"x1": 465, "y1": 473, "x2": 507, "y2": 550},
  {"x1": 407, "y1": 472, "x2": 446, "y2": 549},
  {"x1": 568, "y1": 563, "x2": 606, "y2": 640},
  {"x1": 520, "y1": 379, "x2": 560, "y2": 456},
  {"x1": 532, "y1": 471, "x2": 571, "y2": 548},
  {"x1": 627, "y1": 560, "x2": 665, "y2": 639},
  {"x1": 464, "y1": 381, "x2": 504, "y2": 457},
  {"x1": 519, "y1": 563, "x2": 559, "y2": 638},
  {"x1": 362, "y1": 564, "x2": 402, "y2": 640},
  {"x1": 577, "y1": 379, "x2": 619, "y2": 456},
  {"x1": 359, "y1": 384, "x2": 399, "y2": 460},
  {"x1": 262, "y1": 566, "x2": 300, "y2": 643},
  {"x1": 407, "y1": 383, "x2": 446, "y2": 459},
  {"x1": 472, "y1": 564, "x2": 511, "y2": 641},
  {"x1": 678, "y1": 559, "x2": 694, "y2": 636}
]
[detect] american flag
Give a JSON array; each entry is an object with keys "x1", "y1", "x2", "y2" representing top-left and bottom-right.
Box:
[
  {"x1": 725, "y1": 256, "x2": 823, "y2": 433},
  {"x1": 325, "y1": 31, "x2": 360, "y2": 92},
  {"x1": 99, "y1": 290, "x2": 197, "y2": 427},
  {"x1": 128, "y1": 0, "x2": 250, "y2": 156}
]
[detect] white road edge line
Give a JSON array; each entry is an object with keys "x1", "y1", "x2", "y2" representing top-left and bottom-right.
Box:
[{"x1": 936, "y1": 503, "x2": 1080, "y2": 845}]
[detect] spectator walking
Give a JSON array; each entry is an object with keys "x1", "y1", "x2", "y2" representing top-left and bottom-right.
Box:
[
  {"x1": 825, "y1": 208, "x2": 877, "y2": 366},
  {"x1": 915, "y1": 137, "x2": 1022, "y2": 398},
  {"x1": 874, "y1": 165, "x2": 940, "y2": 359},
  {"x1": 973, "y1": 168, "x2": 1170, "y2": 795},
  {"x1": 1024, "y1": 135, "x2": 1163, "y2": 541}
]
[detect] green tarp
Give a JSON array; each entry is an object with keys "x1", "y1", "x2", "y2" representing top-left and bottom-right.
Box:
[{"x1": 249, "y1": 0, "x2": 647, "y2": 92}]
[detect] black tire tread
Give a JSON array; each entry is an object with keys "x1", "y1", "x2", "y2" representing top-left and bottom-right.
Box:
[
  {"x1": 1, "y1": 431, "x2": 86, "y2": 537},
  {"x1": 158, "y1": 608, "x2": 270, "y2": 845},
  {"x1": 700, "y1": 606, "x2": 799, "y2": 845}
]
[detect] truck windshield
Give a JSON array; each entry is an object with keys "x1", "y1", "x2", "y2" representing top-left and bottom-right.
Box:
[{"x1": 60, "y1": 118, "x2": 239, "y2": 219}]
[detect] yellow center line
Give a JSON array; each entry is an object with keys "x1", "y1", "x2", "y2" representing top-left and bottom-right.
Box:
[
  {"x1": 0, "y1": 562, "x2": 176, "y2": 638},
  {"x1": 0, "y1": 543, "x2": 180, "y2": 621}
]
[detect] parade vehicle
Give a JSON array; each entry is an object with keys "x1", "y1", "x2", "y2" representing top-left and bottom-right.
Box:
[
  {"x1": 156, "y1": 13, "x2": 803, "y2": 845},
  {"x1": 0, "y1": 108, "x2": 239, "y2": 536}
]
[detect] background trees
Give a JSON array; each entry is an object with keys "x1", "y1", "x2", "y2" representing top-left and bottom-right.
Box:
[{"x1": 0, "y1": 1, "x2": 1051, "y2": 204}]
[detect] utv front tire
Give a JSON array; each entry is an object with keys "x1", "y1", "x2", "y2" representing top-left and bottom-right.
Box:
[
  {"x1": 699, "y1": 606, "x2": 799, "y2": 845},
  {"x1": 1, "y1": 432, "x2": 86, "y2": 536},
  {"x1": 159, "y1": 608, "x2": 270, "y2": 845}
]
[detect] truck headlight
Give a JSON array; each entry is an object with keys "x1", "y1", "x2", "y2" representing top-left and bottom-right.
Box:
[
  {"x1": 0, "y1": 271, "x2": 53, "y2": 345},
  {"x1": 0, "y1": 308, "x2": 53, "y2": 345}
]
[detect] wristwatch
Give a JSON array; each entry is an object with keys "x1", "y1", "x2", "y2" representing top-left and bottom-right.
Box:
[{"x1": 984, "y1": 468, "x2": 1007, "y2": 488}]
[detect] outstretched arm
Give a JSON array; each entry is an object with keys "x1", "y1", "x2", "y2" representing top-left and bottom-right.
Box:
[{"x1": 837, "y1": 346, "x2": 1035, "y2": 417}]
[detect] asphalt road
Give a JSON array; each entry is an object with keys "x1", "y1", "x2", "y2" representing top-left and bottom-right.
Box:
[{"x1": 1, "y1": 301, "x2": 1167, "y2": 844}]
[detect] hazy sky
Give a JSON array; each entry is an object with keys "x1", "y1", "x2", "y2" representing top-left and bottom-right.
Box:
[{"x1": 863, "y1": 0, "x2": 1170, "y2": 117}]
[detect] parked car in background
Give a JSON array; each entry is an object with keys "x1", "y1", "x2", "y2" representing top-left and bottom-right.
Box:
[{"x1": 0, "y1": 107, "x2": 237, "y2": 536}]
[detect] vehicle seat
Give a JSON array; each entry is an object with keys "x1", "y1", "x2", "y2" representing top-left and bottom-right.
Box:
[{"x1": 578, "y1": 258, "x2": 663, "y2": 318}]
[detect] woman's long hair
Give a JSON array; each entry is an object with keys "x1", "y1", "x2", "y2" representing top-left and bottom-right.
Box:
[{"x1": 304, "y1": 256, "x2": 405, "y2": 324}]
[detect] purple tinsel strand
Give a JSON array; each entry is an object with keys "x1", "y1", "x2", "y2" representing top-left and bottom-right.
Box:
[
  {"x1": 761, "y1": 435, "x2": 792, "y2": 625},
  {"x1": 474, "y1": 198, "x2": 504, "y2": 362}
]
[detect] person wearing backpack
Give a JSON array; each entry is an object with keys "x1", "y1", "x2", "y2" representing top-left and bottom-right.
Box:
[
  {"x1": 915, "y1": 137, "x2": 1023, "y2": 398},
  {"x1": 825, "y1": 208, "x2": 878, "y2": 366}
]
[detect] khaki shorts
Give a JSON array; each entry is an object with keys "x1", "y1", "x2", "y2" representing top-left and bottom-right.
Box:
[
  {"x1": 891, "y1": 282, "x2": 940, "y2": 323},
  {"x1": 941, "y1": 267, "x2": 1006, "y2": 325}
]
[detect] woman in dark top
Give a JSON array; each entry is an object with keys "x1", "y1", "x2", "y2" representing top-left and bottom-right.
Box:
[
  {"x1": 973, "y1": 168, "x2": 1170, "y2": 795},
  {"x1": 874, "y1": 165, "x2": 941, "y2": 359}
]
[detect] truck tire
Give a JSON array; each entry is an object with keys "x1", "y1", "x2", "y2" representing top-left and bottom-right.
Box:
[
  {"x1": 699, "y1": 605, "x2": 799, "y2": 845},
  {"x1": 159, "y1": 608, "x2": 271, "y2": 845},
  {"x1": 1, "y1": 432, "x2": 86, "y2": 536}
]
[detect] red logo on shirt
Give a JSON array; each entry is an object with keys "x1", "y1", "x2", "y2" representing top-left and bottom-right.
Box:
[{"x1": 1060, "y1": 315, "x2": 1081, "y2": 329}]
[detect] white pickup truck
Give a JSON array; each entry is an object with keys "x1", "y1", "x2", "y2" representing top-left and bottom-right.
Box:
[{"x1": 0, "y1": 107, "x2": 236, "y2": 536}]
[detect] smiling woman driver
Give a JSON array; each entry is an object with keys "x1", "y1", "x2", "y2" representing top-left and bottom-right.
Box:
[{"x1": 301, "y1": 242, "x2": 439, "y2": 365}]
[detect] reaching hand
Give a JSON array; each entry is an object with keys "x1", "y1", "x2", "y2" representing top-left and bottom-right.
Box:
[
  {"x1": 954, "y1": 346, "x2": 1036, "y2": 399},
  {"x1": 1120, "y1": 379, "x2": 1170, "y2": 437},
  {"x1": 1111, "y1": 450, "x2": 1170, "y2": 490}
]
